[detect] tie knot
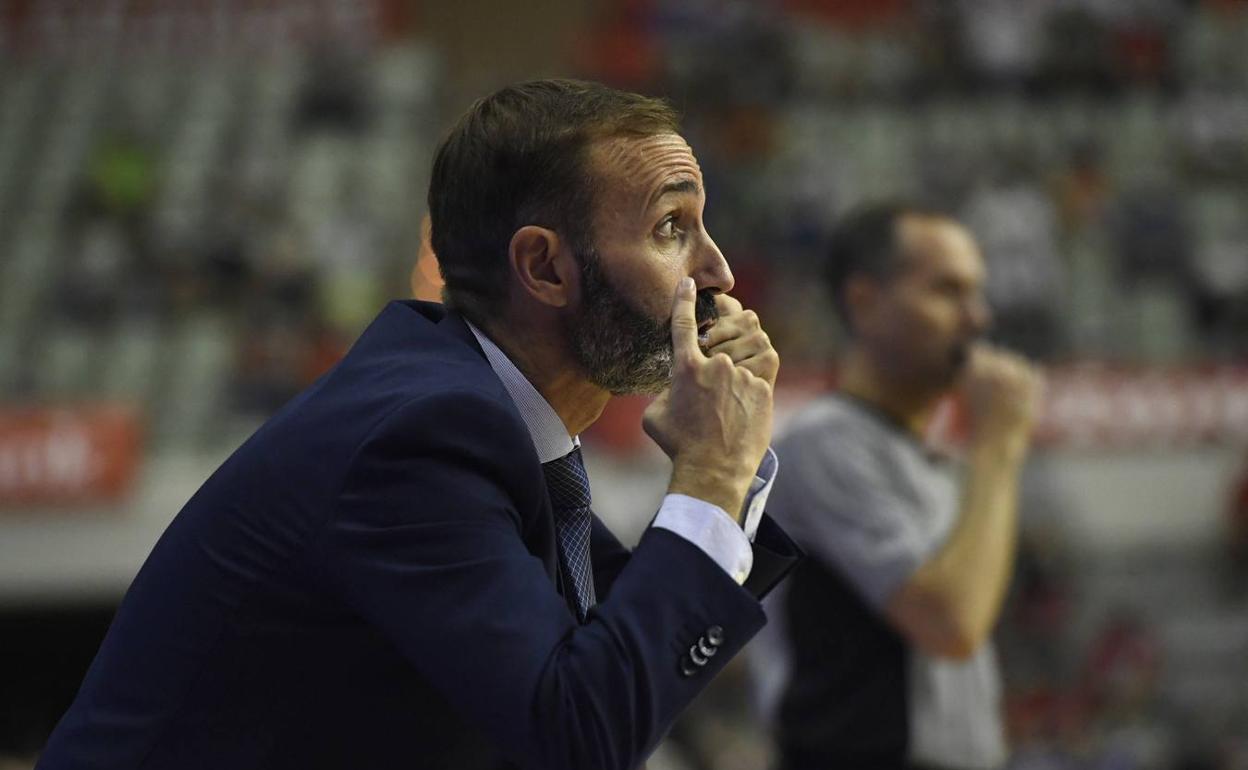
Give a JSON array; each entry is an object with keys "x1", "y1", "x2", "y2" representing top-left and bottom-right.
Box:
[{"x1": 542, "y1": 447, "x2": 592, "y2": 511}]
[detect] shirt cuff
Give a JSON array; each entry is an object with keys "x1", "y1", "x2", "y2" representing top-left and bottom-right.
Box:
[
  {"x1": 653, "y1": 494, "x2": 753, "y2": 585},
  {"x1": 650, "y1": 448, "x2": 780, "y2": 585},
  {"x1": 743, "y1": 447, "x2": 778, "y2": 542}
]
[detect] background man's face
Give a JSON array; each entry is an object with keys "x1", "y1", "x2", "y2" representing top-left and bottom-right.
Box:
[
  {"x1": 566, "y1": 133, "x2": 734, "y2": 395},
  {"x1": 861, "y1": 216, "x2": 991, "y2": 389}
]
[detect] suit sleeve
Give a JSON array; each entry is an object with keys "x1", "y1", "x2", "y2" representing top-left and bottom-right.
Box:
[
  {"x1": 590, "y1": 515, "x2": 632, "y2": 600},
  {"x1": 309, "y1": 391, "x2": 776, "y2": 770},
  {"x1": 745, "y1": 514, "x2": 803, "y2": 600}
]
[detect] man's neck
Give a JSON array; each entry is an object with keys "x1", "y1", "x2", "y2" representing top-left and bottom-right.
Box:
[
  {"x1": 476, "y1": 316, "x2": 610, "y2": 438},
  {"x1": 837, "y1": 348, "x2": 943, "y2": 437}
]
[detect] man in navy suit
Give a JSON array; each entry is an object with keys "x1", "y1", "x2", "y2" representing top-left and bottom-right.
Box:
[{"x1": 38, "y1": 79, "x2": 801, "y2": 770}]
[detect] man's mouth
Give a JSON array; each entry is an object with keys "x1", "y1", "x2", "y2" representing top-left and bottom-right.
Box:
[
  {"x1": 694, "y1": 290, "x2": 719, "y2": 344},
  {"x1": 949, "y1": 340, "x2": 973, "y2": 369}
]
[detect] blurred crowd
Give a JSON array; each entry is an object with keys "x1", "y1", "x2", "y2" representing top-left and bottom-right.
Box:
[
  {"x1": 0, "y1": 1, "x2": 1246, "y2": 768},
  {"x1": 0, "y1": 25, "x2": 436, "y2": 447},
  {"x1": 2, "y1": 0, "x2": 1245, "y2": 438}
]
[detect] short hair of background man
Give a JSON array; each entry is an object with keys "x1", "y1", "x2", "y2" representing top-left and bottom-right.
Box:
[
  {"x1": 428, "y1": 79, "x2": 680, "y2": 326},
  {"x1": 823, "y1": 202, "x2": 948, "y2": 333}
]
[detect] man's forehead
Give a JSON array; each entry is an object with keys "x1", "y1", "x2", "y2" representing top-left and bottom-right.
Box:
[
  {"x1": 898, "y1": 216, "x2": 984, "y2": 278},
  {"x1": 591, "y1": 133, "x2": 703, "y2": 204}
]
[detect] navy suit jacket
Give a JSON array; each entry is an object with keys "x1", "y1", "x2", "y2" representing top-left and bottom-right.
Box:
[{"x1": 38, "y1": 300, "x2": 801, "y2": 770}]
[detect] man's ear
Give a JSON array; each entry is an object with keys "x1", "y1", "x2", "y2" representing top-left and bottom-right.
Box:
[
  {"x1": 843, "y1": 274, "x2": 880, "y2": 334},
  {"x1": 509, "y1": 225, "x2": 579, "y2": 309}
]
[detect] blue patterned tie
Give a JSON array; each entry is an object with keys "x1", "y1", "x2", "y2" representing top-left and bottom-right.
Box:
[{"x1": 541, "y1": 447, "x2": 597, "y2": 622}]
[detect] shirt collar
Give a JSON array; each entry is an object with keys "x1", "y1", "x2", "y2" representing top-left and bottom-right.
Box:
[{"x1": 466, "y1": 320, "x2": 577, "y2": 463}]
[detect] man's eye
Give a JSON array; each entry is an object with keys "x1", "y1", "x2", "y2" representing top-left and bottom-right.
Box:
[{"x1": 657, "y1": 217, "x2": 678, "y2": 239}]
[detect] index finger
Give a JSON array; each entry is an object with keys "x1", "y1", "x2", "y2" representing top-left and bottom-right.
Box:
[{"x1": 670, "y1": 277, "x2": 702, "y2": 362}]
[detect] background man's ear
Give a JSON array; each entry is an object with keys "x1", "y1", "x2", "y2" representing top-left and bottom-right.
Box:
[
  {"x1": 510, "y1": 225, "x2": 579, "y2": 309},
  {"x1": 844, "y1": 274, "x2": 880, "y2": 333}
]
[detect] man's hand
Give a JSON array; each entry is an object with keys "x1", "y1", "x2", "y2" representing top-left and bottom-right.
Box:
[
  {"x1": 962, "y1": 344, "x2": 1043, "y2": 458},
  {"x1": 643, "y1": 278, "x2": 774, "y2": 521},
  {"x1": 890, "y1": 344, "x2": 1041, "y2": 658},
  {"x1": 701, "y1": 294, "x2": 780, "y2": 388}
]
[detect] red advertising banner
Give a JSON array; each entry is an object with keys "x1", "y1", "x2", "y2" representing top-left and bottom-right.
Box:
[
  {"x1": 588, "y1": 363, "x2": 1248, "y2": 455},
  {"x1": 0, "y1": 405, "x2": 143, "y2": 508},
  {"x1": 928, "y1": 363, "x2": 1248, "y2": 450},
  {"x1": 1033, "y1": 363, "x2": 1248, "y2": 449}
]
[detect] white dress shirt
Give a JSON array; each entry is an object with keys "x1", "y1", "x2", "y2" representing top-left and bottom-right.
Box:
[{"x1": 467, "y1": 322, "x2": 776, "y2": 585}]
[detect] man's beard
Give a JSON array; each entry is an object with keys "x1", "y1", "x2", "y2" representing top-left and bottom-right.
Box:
[
  {"x1": 913, "y1": 336, "x2": 975, "y2": 392},
  {"x1": 944, "y1": 338, "x2": 973, "y2": 381},
  {"x1": 568, "y1": 248, "x2": 718, "y2": 396}
]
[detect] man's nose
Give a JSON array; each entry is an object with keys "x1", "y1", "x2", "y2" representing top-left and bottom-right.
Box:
[{"x1": 690, "y1": 233, "x2": 734, "y2": 295}]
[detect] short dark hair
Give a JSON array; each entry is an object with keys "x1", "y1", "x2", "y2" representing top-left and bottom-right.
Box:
[
  {"x1": 823, "y1": 201, "x2": 946, "y2": 331},
  {"x1": 427, "y1": 79, "x2": 680, "y2": 325}
]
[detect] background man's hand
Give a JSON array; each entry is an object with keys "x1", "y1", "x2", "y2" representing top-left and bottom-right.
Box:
[
  {"x1": 643, "y1": 278, "x2": 774, "y2": 521},
  {"x1": 702, "y1": 294, "x2": 780, "y2": 388},
  {"x1": 962, "y1": 343, "x2": 1043, "y2": 458}
]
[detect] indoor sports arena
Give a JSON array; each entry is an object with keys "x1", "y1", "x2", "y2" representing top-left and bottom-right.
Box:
[{"x1": 1, "y1": 2, "x2": 1246, "y2": 769}]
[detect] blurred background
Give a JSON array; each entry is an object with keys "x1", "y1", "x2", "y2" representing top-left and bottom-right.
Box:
[{"x1": 0, "y1": 0, "x2": 1246, "y2": 768}]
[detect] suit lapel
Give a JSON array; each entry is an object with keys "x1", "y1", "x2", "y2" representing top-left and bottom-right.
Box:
[{"x1": 418, "y1": 304, "x2": 566, "y2": 593}]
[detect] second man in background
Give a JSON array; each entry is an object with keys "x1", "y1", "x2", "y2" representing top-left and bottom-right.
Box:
[{"x1": 755, "y1": 203, "x2": 1043, "y2": 770}]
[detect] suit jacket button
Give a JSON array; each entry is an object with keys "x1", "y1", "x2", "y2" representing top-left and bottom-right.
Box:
[
  {"x1": 705, "y1": 625, "x2": 725, "y2": 647},
  {"x1": 680, "y1": 656, "x2": 699, "y2": 678},
  {"x1": 696, "y1": 638, "x2": 717, "y2": 658},
  {"x1": 689, "y1": 644, "x2": 709, "y2": 667}
]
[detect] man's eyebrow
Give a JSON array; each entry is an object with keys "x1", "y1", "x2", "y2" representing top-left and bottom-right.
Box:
[{"x1": 648, "y1": 179, "x2": 701, "y2": 209}]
